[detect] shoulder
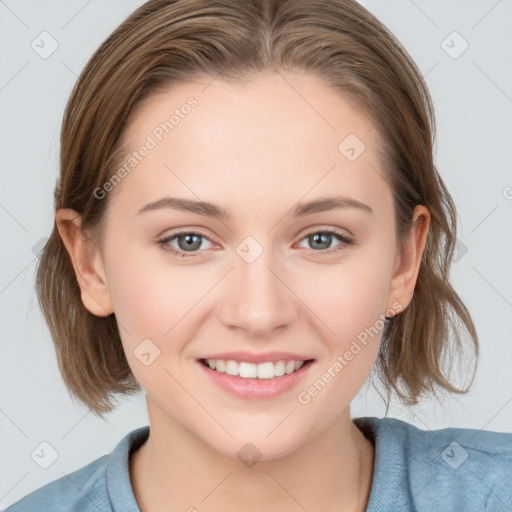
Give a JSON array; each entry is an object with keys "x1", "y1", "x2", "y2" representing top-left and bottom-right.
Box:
[
  {"x1": 4, "y1": 425, "x2": 149, "y2": 512},
  {"x1": 357, "y1": 416, "x2": 512, "y2": 512},
  {"x1": 3, "y1": 454, "x2": 110, "y2": 512}
]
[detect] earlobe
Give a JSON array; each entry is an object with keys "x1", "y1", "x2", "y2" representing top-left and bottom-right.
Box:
[
  {"x1": 386, "y1": 205, "x2": 430, "y2": 314},
  {"x1": 55, "y1": 208, "x2": 114, "y2": 317}
]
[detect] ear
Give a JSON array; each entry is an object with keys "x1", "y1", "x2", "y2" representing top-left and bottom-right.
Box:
[
  {"x1": 386, "y1": 205, "x2": 430, "y2": 315},
  {"x1": 55, "y1": 208, "x2": 114, "y2": 317}
]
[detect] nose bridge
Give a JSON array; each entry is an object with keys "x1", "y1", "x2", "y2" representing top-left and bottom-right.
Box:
[{"x1": 218, "y1": 233, "x2": 297, "y2": 335}]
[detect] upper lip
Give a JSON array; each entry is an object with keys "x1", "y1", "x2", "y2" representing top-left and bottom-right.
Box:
[{"x1": 199, "y1": 351, "x2": 315, "y2": 364}]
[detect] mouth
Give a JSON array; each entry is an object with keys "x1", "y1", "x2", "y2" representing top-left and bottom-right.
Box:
[
  {"x1": 198, "y1": 358, "x2": 315, "y2": 379},
  {"x1": 196, "y1": 357, "x2": 316, "y2": 400}
]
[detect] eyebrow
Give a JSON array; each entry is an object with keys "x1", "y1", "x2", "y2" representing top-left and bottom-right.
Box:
[{"x1": 136, "y1": 195, "x2": 373, "y2": 219}]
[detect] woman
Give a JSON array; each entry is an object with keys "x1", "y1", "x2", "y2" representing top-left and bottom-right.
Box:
[{"x1": 7, "y1": 0, "x2": 511, "y2": 510}]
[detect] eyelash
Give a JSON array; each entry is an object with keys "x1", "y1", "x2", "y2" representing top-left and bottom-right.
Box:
[{"x1": 156, "y1": 229, "x2": 354, "y2": 258}]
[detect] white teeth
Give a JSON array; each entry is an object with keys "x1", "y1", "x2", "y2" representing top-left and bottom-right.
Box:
[
  {"x1": 257, "y1": 362, "x2": 274, "y2": 379},
  {"x1": 274, "y1": 361, "x2": 286, "y2": 377},
  {"x1": 204, "y1": 359, "x2": 307, "y2": 379},
  {"x1": 239, "y1": 361, "x2": 257, "y2": 378},
  {"x1": 225, "y1": 360, "x2": 239, "y2": 376}
]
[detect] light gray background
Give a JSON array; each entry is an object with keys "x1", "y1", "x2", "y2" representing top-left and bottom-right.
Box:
[{"x1": 1, "y1": 0, "x2": 511, "y2": 508}]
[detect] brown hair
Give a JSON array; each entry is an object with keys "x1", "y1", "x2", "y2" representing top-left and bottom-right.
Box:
[{"x1": 36, "y1": 0, "x2": 479, "y2": 417}]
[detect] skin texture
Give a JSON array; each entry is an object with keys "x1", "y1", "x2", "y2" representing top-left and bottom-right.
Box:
[{"x1": 56, "y1": 71, "x2": 430, "y2": 511}]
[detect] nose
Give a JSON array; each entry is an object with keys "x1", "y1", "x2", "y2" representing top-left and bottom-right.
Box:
[{"x1": 217, "y1": 247, "x2": 298, "y2": 337}]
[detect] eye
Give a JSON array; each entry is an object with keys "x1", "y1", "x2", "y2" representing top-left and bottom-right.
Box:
[
  {"x1": 157, "y1": 228, "x2": 354, "y2": 258},
  {"x1": 157, "y1": 231, "x2": 215, "y2": 258},
  {"x1": 295, "y1": 229, "x2": 354, "y2": 255}
]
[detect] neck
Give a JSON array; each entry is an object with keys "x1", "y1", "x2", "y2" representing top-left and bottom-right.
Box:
[{"x1": 130, "y1": 404, "x2": 374, "y2": 512}]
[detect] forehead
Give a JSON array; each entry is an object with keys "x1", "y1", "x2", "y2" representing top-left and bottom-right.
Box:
[{"x1": 109, "y1": 72, "x2": 391, "y2": 218}]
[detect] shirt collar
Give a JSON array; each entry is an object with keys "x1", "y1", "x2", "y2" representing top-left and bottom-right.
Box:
[
  {"x1": 354, "y1": 416, "x2": 414, "y2": 511},
  {"x1": 107, "y1": 425, "x2": 149, "y2": 511}
]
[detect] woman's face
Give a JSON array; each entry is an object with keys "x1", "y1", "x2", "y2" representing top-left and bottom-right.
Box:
[{"x1": 91, "y1": 72, "x2": 413, "y2": 459}]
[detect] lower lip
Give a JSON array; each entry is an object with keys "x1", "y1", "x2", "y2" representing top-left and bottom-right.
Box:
[{"x1": 196, "y1": 359, "x2": 315, "y2": 400}]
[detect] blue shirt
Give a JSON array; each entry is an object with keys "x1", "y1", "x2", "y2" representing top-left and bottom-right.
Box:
[{"x1": 4, "y1": 416, "x2": 512, "y2": 511}]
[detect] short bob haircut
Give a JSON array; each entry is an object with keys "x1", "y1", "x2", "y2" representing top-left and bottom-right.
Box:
[{"x1": 36, "y1": 0, "x2": 479, "y2": 417}]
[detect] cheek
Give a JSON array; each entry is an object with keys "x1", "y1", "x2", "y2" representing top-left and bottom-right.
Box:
[
  {"x1": 294, "y1": 256, "x2": 391, "y2": 336},
  {"x1": 291, "y1": 262, "x2": 390, "y2": 412},
  {"x1": 106, "y1": 249, "x2": 218, "y2": 377},
  {"x1": 107, "y1": 241, "x2": 200, "y2": 331},
  {"x1": 108, "y1": 265, "x2": 189, "y2": 390},
  {"x1": 104, "y1": 247, "x2": 186, "y2": 359},
  {"x1": 290, "y1": 252, "x2": 393, "y2": 395},
  {"x1": 110, "y1": 271, "x2": 169, "y2": 333}
]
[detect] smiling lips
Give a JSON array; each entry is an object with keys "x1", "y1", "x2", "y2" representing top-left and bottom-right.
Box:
[{"x1": 196, "y1": 351, "x2": 315, "y2": 399}]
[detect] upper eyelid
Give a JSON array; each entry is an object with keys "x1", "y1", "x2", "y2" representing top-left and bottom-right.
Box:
[{"x1": 296, "y1": 226, "x2": 353, "y2": 240}]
